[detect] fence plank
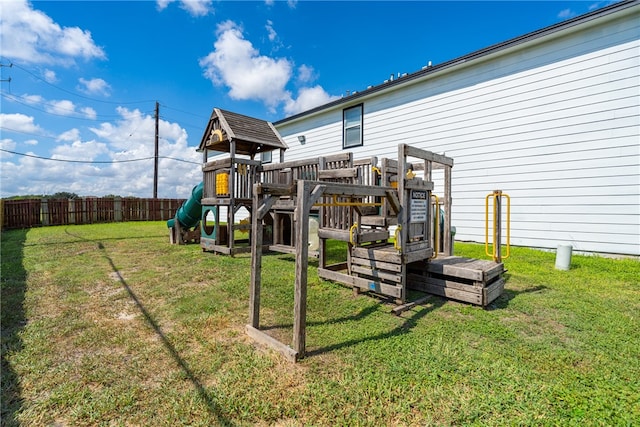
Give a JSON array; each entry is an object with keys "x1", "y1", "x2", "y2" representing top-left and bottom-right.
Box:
[{"x1": 1, "y1": 197, "x2": 186, "y2": 230}]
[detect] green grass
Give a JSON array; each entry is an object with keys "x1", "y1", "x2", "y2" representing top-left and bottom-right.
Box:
[{"x1": 2, "y1": 222, "x2": 639, "y2": 426}]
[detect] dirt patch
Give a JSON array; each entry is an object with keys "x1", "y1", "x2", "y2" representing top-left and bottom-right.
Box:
[{"x1": 109, "y1": 271, "x2": 125, "y2": 281}]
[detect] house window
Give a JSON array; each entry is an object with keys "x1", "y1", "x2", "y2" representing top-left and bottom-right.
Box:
[
  {"x1": 261, "y1": 150, "x2": 272, "y2": 164},
  {"x1": 343, "y1": 104, "x2": 363, "y2": 148}
]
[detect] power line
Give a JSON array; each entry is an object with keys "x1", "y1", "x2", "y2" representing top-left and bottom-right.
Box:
[
  {"x1": 3, "y1": 91, "x2": 203, "y2": 129},
  {"x1": 1, "y1": 91, "x2": 137, "y2": 121},
  {"x1": 160, "y1": 103, "x2": 209, "y2": 120},
  {"x1": 2, "y1": 58, "x2": 156, "y2": 105},
  {"x1": 158, "y1": 114, "x2": 204, "y2": 132},
  {"x1": 2, "y1": 60, "x2": 210, "y2": 131},
  {"x1": 0, "y1": 127, "x2": 54, "y2": 139},
  {"x1": 0, "y1": 148, "x2": 200, "y2": 165}
]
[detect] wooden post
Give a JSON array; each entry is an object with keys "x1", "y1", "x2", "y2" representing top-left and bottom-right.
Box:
[
  {"x1": 69, "y1": 199, "x2": 76, "y2": 225},
  {"x1": 443, "y1": 165, "x2": 453, "y2": 256},
  {"x1": 40, "y1": 198, "x2": 49, "y2": 226},
  {"x1": 249, "y1": 184, "x2": 263, "y2": 328},
  {"x1": 114, "y1": 197, "x2": 122, "y2": 222},
  {"x1": 425, "y1": 160, "x2": 433, "y2": 253},
  {"x1": 229, "y1": 142, "x2": 236, "y2": 254},
  {"x1": 318, "y1": 157, "x2": 327, "y2": 270},
  {"x1": 494, "y1": 190, "x2": 502, "y2": 263},
  {"x1": 397, "y1": 145, "x2": 408, "y2": 304},
  {"x1": 293, "y1": 180, "x2": 311, "y2": 358}
]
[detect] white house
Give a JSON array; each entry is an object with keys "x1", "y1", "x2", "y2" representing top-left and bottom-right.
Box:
[{"x1": 272, "y1": 0, "x2": 640, "y2": 256}]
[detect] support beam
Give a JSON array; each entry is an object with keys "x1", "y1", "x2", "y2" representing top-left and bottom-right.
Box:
[
  {"x1": 249, "y1": 185, "x2": 263, "y2": 328},
  {"x1": 391, "y1": 294, "x2": 433, "y2": 316},
  {"x1": 292, "y1": 180, "x2": 312, "y2": 357},
  {"x1": 246, "y1": 325, "x2": 298, "y2": 362}
]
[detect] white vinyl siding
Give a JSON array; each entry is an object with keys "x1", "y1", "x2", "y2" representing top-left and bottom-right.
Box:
[{"x1": 275, "y1": 6, "x2": 639, "y2": 256}]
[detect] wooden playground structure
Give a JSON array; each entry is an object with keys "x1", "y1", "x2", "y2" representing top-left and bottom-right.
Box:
[
  {"x1": 171, "y1": 108, "x2": 507, "y2": 362},
  {"x1": 195, "y1": 108, "x2": 287, "y2": 255},
  {"x1": 247, "y1": 144, "x2": 506, "y2": 362}
]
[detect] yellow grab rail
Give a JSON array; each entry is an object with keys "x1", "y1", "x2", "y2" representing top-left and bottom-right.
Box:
[
  {"x1": 349, "y1": 222, "x2": 358, "y2": 245},
  {"x1": 394, "y1": 225, "x2": 402, "y2": 251},
  {"x1": 485, "y1": 191, "x2": 511, "y2": 262}
]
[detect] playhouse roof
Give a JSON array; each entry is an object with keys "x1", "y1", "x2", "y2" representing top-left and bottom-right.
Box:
[{"x1": 197, "y1": 108, "x2": 288, "y2": 156}]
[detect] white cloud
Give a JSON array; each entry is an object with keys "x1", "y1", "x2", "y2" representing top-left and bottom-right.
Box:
[
  {"x1": 0, "y1": 113, "x2": 43, "y2": 134},
  {"x1": 43, "y1": 69, "x2": 58, "y2": 83},
  {"x1": 557, "y1": 8, "x2": 576, "y2": 19},
  {"x1": 57, "y1": 128, "x2": 81, "y2": 142},
  {"x1": 266, "y1": 20, "x2": 278, "y2": 42},
  {"x1": 264, "y1": 0, "x2": 296, "y2": 8},
  {"x1": 86, "y1": 107, "x2": 201, "y2": 197},
  {"x1": 1, "y1": 108, "x2": 201, "y2": 198},
  {"x1": 46, "y1": 99, "x2": 76, "y2": 116},
  {"x1": 24, "y1": 139, "x2": 39, "y2": 146},
  {"x1": 199, "y1": 20, "x2": 339, "y2": 116},
  {"x1": 81, "y1": 107, "x2": 97, "y2": 120},
  {"x1": 0, "y1": 138, "x2": 17, "y2": 154},
  {"x1": 0, "y1": 0, "x2": 106, "y2": 65},
  {"x1": 21, "y1": 94, "x2": 45, "y2": 105},
  {"x1": 199, "y1": 20, "x2": 293, "y2": 111},
  {"x1": 265, "y1": 19, "x2": 285, "y2": 53},
  {"x1": 156, "y1": 0, "x2": 213, "y2": 16},
  {"x1": 297, "y1": 64, "x2": 316, "y2": 84},
  {"x1": 18, "y1": 93, "x2": 96, "y2": 118},
  {"x1": 78, "y1": 77, "x2": 111, "y2": 97},
  {"x1": 156, "y1": 0, "x2": 173, "y2": 11},
  {"x1": 284, "y1": 86, "x2": 339, "y2": 116},
  {"x1": 52, "y1": 139, "x2": 109, "y2": 162},
  {"x1": 180, "y1": 0, "x2": 212, "y2": 16}
]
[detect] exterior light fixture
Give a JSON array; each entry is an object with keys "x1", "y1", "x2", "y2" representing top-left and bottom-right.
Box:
[{"x1": 298, "y1": 135, "x2": 306, "y2": 144}]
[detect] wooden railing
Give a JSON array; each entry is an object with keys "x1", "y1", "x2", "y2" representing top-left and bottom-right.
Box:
[
  {"x1": 202, "y1": 157, "x2": 261, "y2": 200},
  {"x1": 1, "y1": 197, "x2": 185, "y2": 230}
]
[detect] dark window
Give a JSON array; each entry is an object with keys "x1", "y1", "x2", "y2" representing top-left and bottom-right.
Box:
[
  {"x1": 261, "y1": 150, "x2": 272, "y2": 164},
  {"x1": 343, "y1": 104, "x2": 363, "y2": 148}
]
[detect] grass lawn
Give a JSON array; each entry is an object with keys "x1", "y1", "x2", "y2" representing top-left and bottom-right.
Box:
[{"x1": 2, "y1": 222, "x2": 639, "y2": 426}]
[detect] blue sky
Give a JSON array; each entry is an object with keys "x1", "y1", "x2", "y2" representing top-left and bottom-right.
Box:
[{"x1": 0, "y1": 0, "x2": 615, "y2": 198}]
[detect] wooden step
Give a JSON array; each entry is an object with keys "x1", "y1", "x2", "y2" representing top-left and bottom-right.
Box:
[
  {"x1": 318, "y1": 228, "x2": 390, "y2": 243},
  {"x1": 407, "y1": 256, "x2": 506, "y2": 306},
  {"x1": 359, "y1": 215, "x2": 397, "y2": 227},
  {"x1": 422, "y1": 256, "x2": 504, "y2": 282}
]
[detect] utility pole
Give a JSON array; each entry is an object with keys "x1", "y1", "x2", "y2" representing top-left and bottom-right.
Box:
[
  {"x1": 153, "y1": 101, "x2": 159, "y2": 199},
  {"x1": 0, "y1": 62, "x2": 12, "y2": 83}
]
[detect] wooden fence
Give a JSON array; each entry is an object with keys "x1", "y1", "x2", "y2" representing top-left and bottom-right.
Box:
[{"x1": 1, "y1": 197, "x2": 186, "y2": 230}]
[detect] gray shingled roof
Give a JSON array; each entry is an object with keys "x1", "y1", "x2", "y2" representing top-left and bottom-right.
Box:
[{"x1": 197, "y1": 108, "x2": 287, "y2": 156}]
